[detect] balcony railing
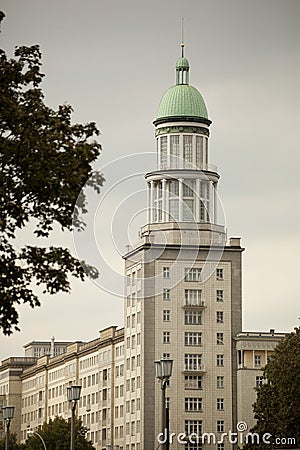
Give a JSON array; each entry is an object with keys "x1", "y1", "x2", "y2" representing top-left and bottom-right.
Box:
[
  {"x1": 183, "y1": 301, "x2": 206, "y2": 309},
  {"x1": 183, "y1": 364, "x2": 205, "y2": 373}
]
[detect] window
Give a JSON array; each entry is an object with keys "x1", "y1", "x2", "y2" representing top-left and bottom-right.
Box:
[
  {"x1": 216, "y1": 290, "x2": 224, "y2": 302},
  {"x1": 217, "y1": 444, "x2": 225, "y2": 450},
  {"x1": 216, "y1": 311, "x2": 224, "y2": 323},
  {"x1": 131, "y1": 399, "x2": 135, "y2": 413},
  {"x1": 185, "y1": 268, "x2": 202, "y2": 282},
  {"x1": 163, "y1": 310, "x2": 170, "y2": 321},
  {"x1": 185, "y1": 310, "x2": 202, "y2": 325},
  {"x1": 217, "y1": 333, "x2": 224, "y2": 345},
  {"x1": 216, "y1": 268, "x2": 223, "y2": 280},
  {"x1": 170, "y1": 135, "x2": 179, "y2": 168},
  {"x1": 163, "y1": 353, "x2": 170, "y2": 359},
  {"x1": 163, "y1": 288, "x2": 170, "y2": 300},
  {"x1": 185, "y1": 398, "x2": 202, "y2": 411},
  {"x1": 132, "y1": 314, "x2": 136, "y2": 327},
  {"x1": 255, "y1": 355, "x2": 262, "y2": 367},
  {"x1": 195, "y1": 135, "x2": 204, "y2": 166},
  {"x1": 185, "y1": 354, "x2": 202, "y2": 371},
  {"x1": 217, "y1": 354, "x2": 224, "y2": 367},
  {"x1": 185, "y1": 420, "x2": 202, "y2": 436},
  {"x1": 185, "y1": 289, "x2": 202, "y2": 306},
  {"x1": 184, "y1": 375, "x2": 202, "y2": 390},
  {"x1": 183, "y1": 135, "x2": 193, "y2": 166},
  {"x1": 160, "y1": 136, "x2": 168, "y2": 169},
  {"x1": 217, "y1": 398, "x2": 224, "y2": 410},
  {"x1": 217, "y1": 376, "x2": 224, "y2": 389},
  {"x1": 256, "y1": 376, "x2": 263, "y2": 388},
  {"x1": 131, "y1": 335, "x2": 136, "y2": 349},
  {"x1": 163, "y1": 331, "x2": 170, "y2": 344},
  {"x1": 217, "y1": 420, "x2": 224, "y2": 432},
  {"x1": 185, "y1": 332, "x2": 202, "y2": 346},
  {"x1": 163, "y1": 267, "x2": 170, "y2": 278},
  {"x1": 131, "y1": 356, "x2": 136, "y2": 370}
]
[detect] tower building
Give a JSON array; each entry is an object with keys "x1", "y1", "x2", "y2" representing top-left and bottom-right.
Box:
[{"x1": 123, "y1": 47, "x2": 244, "y2": 450}]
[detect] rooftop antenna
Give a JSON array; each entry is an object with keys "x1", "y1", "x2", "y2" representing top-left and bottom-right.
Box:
[{"x1": 181, "y1": 17, "x2": 185, "y2": 57}]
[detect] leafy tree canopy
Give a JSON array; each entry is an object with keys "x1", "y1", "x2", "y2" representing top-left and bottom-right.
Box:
[
  {"x1": 0, "y1": 11, "x2": 104, "y2": 334},
  {"x1": 22, "y1": 416, "x2": 95, "y2": 449},
  {"x1": 251, "y1": 327, "x2": 300, "y2": 448}
]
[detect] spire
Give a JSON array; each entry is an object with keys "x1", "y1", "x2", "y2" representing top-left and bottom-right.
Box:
[
  {"x1": 181, "y1": 17, "x2": 185, "y2": 57},
  {"x1": 176, "y1": 17, "x2": 189, "y2": 84}
]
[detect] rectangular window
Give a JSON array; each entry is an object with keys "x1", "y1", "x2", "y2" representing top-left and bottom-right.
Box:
[
  {"x1": 184, "y1": 375, "x2": 202, "y2": 390},
  {"x1": 255, "y1": 355, "x2": 262, "y2": 367},
  {"x1": 163, "y1": 267, "x2": 170, "y2": 278},
  {"x1": 163, "y1": 310, "x2": 170, "y2": 321},
  {"x1": 185, "y1": 268, "x2": 202, "y2": 282},
  {"x1": 217, "y1": 420, "x2": 225, "y2": 432},
  {"x1": 217, "y1": 398, "x2": 224, "y2": 410},
  {"x1": 163, "y1": 288, "x2": 170, "y2": 300},
  {"x1": 184, "y1": 289, "x2": 202, "y2": 306},
  {"x1": 217, "y1": 354, "x2": 224, "y2": 367},
  {"x1": 163, "y1": 331, "x2": 170, "y2": 344},
  {"x1": 170, "y1": 135, "x2": 179, "y2": 168},
  {"x1": 185, "y1": 310, "x2": 202, "y2": 325},
  {"x1": 185, "y1": 332, "x2": 202, "y2": 346},
  {"x1": 217, "y1": 376, "x2": 224, "y2": 389},
  {"x1": 160, "y1": 136, "x2": 168, "y2": 169},
  {"x1": 185, "y1": 354, "x2": 202, "y2": 371},
  {"x1": 216, "y1": 311, "x2": 224, "y2": 323},
  {"x1": 216, "y1": 290, "x2": 224, "y2": 302},
  {"x1": 216, "y1": 268, "x2": 223, "y2": 280},
  {"x1": 185, "y1": 420, "x2": 202, "y2": 436},
  {"x1": 217, "y1": 333, "x2": 224, "y2": 345},
  {"x1": 185, "y1": 398, "x2": 202, "y2": 411},
  {"x1": 256, "y1": 376, "x2": 263, "y2": 388},
  {"x1": 196, "y1": 136, "x2": 204, "y2": 166},
  {"x1": 183, "y1": 135, "x2": 193, "y2": 166}
]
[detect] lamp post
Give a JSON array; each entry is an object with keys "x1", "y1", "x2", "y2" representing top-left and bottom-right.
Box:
[
  {"x1": 2, "y1": 406, "x2": 14, "y2": 450},
  {"x1": 27, "y1": 430, "x2": 47, "y2": 450},
  {"x1": 67, "y1": 385, "x2": 82, "y2": 450},
  {"x1": 154, "y1": 359, "x2": 173, "y2": 450}
]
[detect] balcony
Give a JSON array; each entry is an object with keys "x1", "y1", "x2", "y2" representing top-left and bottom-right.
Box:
[
  {"x1": 183, "y1": 364, "x2": 205, "y2": 373},
  {"x1": 182, "y1": 301, "x2": 206, "y2": 309}
]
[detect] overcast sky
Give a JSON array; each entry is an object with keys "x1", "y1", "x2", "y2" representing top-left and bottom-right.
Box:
[{"x1": 1, "y1": 0, "x2": 300, "y2": 359}]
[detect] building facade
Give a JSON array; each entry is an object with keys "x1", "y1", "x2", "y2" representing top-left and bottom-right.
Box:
[{"x1": 0, "y1": 48, "x2": 288, "y2": 450}]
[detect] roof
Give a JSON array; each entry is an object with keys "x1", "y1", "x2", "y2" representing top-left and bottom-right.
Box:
[
  {"x1": 154, "y1": 53, "x2": 209, "y2": 124},
  {"x1": 156, "y1": 84, "x2": 208, "y2": 121}
]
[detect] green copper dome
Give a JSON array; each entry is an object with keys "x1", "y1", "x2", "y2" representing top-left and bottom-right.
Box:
[
  {"x1": 176, "y1": 57, "x2": 189, "y2": 69},
  {"x1": 154, "y1": 52, "x2": 209, "y2": 124},
  {"x1": 156, "y1": 84, "x2": 208, "y2": 121}
]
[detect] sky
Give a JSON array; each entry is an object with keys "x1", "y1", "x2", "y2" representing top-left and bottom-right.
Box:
[{"x1": 1, "y1": 0, "x2": 300, "y2": 359}]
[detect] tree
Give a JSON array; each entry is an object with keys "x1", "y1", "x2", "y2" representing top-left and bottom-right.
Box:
[
  {"x1": 251, "y1": 327, "x2": 300, "y2": 447},
  {"x1": 0, "y1": 11, "x2": 104, "y2": 334},
  {"x1": 0, "y1": 433, "x2": 22, "y2": 450},
  {"x1": 22, "y1": 417, "x2": 95, "y2": 449}
]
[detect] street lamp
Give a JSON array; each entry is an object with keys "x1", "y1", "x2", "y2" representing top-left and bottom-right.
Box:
[
  {"x1": 27, "y1": 430, "x2": 47, "y2": 450},
  {"x1": 154, "y1": 359, "x2": 173, "y2": 450},
  {"x1": 67, "y1": 385, "x2": 82, "y2": 450},
  {"x1": 2, "y1": 406, "x2": 15, "y2": 450}
]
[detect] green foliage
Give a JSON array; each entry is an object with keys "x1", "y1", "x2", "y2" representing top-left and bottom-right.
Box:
[
  {"x1": 0, "y1": 12, "x2": 104, "y2": 334},
  {"x1": 250, "y1": 327, "x2": 300, "y2": 448},
  {"x1": 23, "y1": 417, "x2": 95, "y2": 449},
  {"x1": 0, "y1": 433, "x2": 22, "y2": 450}
]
